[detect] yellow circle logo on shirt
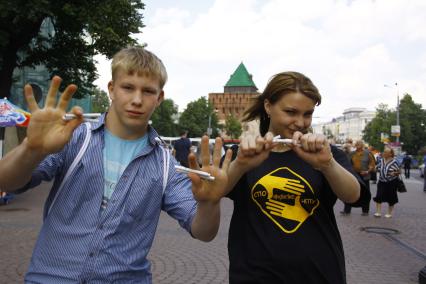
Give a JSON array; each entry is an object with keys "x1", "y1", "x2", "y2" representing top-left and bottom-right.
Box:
[{"x1": 251, "y1": 167, "x2": 319, "y2": 233}]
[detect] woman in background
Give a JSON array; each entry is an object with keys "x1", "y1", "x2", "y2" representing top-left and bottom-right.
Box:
[{"x1": 373, "y1": 147, "x2": 400, "y2": 218}]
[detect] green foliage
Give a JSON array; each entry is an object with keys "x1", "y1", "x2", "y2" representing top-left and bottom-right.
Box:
[
  {"x1": 363, "y1": 104, "x2": 393, "y2": 151},
  {"x1": 151, "y1": 99, "x2": 179, "y2": 137},
  {"x1": 225, "y1": 113, "x2": 242, "y2": 139},
  {"x1": 363, "y1": 94, "x2": 426, "y2": 153},
  {"x1": 179, "y1": 97, "x2": 219, "y2": 137},
  {"x1": 398, "y1": 94, "x2": 426, "y2": 154},
  {"x1": 0, "y1": 0, "x2": 144, "y2": 98},
  {"x1": 91, "y1": 88, "x2": 110, "y2": 113}
]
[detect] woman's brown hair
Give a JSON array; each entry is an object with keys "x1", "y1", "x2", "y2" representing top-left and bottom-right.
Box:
[{"x1": 242, "y1": 71, "x2": 321, "y2": 136}]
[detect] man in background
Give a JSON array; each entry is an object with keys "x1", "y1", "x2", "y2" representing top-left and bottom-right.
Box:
[
  {"x1": 402, "y1": 153, "x2": 412, "y2": 179},
  {"x1": 341, "y1": 140, "x2": 376, "y2": 216},
  {"x1": 173, "y1": 130, "x2": 191, "y2": 167}
]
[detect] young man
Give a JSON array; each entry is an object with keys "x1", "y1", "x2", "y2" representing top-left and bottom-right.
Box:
[{"x1": 0, "y1": 47, "x2": 231, "y2": 283}]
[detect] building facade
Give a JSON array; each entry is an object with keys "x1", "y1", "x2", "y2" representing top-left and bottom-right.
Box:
[{"x1": 312, "y1": 107, "x2": 376, "y2": 143}]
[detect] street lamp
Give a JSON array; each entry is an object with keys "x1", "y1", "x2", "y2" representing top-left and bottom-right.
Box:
[
  {"x1": 207, "y1": 108, "x2": 219, "y2": 136},
  {"x1": 384, "y1": 83, "x2": 400, "y2": 143}
]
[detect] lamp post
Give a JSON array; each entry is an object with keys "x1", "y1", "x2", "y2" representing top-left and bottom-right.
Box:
[
  {"x1": 384, "y1": 83, "x2": 400, "y2": 143},
  {"x1": 207, "y1": 108, "x2": 218, "y2": 137}
]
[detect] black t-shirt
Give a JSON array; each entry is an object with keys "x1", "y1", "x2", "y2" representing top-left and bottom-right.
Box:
[{"x1": 227, "y1": 146, "x2": 356, "y2": 284}]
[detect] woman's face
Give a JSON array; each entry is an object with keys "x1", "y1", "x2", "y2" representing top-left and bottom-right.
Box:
[
  {"x1": 264, "y1": 92, "x2": 316, "y2": 138},
  {"x1": 383, "y1": 148, "x2": 393, "y2": 158}
]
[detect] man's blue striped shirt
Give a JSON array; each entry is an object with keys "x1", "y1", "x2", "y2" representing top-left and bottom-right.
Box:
[{"x1": 18, "y1": 115, "x2": 197, "y2": 283}]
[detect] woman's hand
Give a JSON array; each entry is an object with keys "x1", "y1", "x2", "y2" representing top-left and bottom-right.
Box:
[
  {"x1": 233, "y1": 131, "x2": 275, "y2": 172},
  {"x1": 289, "y1": 131, "x2": 334, "y2": 171}
]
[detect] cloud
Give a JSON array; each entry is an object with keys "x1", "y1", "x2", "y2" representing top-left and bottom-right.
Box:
[{"x1": 95, "y1": 0, "x2": 426, "y2": 122}]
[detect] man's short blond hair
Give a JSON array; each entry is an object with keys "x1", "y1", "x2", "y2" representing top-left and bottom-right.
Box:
[{"x1": 111, "y1": 46, "x2": 168, "y2": 89}]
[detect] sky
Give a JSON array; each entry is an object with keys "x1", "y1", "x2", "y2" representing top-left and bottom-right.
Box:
[{"x1": 94, "y1": 0, "x2": 426, "y2": 123}]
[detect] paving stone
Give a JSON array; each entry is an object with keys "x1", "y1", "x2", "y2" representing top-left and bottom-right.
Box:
[{"x1": 1, "y1": 173, "x2": 425, "y2": 283}]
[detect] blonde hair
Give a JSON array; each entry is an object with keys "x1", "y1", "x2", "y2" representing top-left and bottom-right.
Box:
[{"x1": 111, "y1": 46, "x2": 168, "y2": 88}]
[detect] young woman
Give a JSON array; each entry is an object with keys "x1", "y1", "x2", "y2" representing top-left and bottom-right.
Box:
[
  {"x1": 373, "y1": 147, "x2": 400, "y2": 218},
  {"x1": 224, "y1": 71, "x2": 364, "y2": 284}
]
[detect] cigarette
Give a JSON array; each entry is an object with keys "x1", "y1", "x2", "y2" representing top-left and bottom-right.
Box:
[
  {"x1": 63, "y1": 113, "x2": 101, "y2": 122},
  {"x1": 272, "y1": 135, "x2": 293, "y2": 144},
  {"x1": 272, "y1": 135, "x2": 300, "y2": 146},
  {"x1": 175, "y1": 165, "x2": 215, "y2": 181}
]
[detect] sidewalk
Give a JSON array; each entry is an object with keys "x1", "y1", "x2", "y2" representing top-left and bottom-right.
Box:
[
  {"x1": 337, "y1": 176, "x2": 425, "y2": 284},
  {"x1": 148, "y1": 174, "x2": 426, "y2": 284},
  {"x1": 1, "y1": 175, "x2": 425, "y2": 283}
]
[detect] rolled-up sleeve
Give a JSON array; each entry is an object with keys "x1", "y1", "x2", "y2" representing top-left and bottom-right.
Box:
[
  {"x1": 15, "y1": 151, "x2": 65, "y2": 194},
  {"x1": 162, "y1": 157, "x2": 197, "y2": 233}
]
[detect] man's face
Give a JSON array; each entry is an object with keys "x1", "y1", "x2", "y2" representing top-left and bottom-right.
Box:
[
  {"x1": 383, "y1": 148, "x2": 392, "y2": 158},
  {"x1": 107, "y1": 70, "x2": 164, "y2": 138},
  {"x1": 355, "y1": 141, "x2": 364, "y2": 150}
]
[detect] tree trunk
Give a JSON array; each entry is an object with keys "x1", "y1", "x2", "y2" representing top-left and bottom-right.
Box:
[
  {"x1": 0, "y1": 47, "x2": 19, "y2": 99},
  {"x1": 0, "y1": 16, "x2": 46, "y2": 99}
]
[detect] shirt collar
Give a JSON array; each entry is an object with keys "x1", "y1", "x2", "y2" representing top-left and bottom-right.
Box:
[{"x1": 91, "y1": 112, "x2": 164, "y2": 147}]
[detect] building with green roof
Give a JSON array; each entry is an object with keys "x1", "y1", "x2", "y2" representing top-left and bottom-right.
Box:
[
  {"x1": 224, "y1": 62, "x2": 258, "y2": 93},
  {"x1": 209, "y1": 62, "x2": 259, "y2": 124}
]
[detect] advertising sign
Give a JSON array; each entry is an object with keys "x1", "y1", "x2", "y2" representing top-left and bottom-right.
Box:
[{"x1": 391, "y1": 125, "x2": 400, "y2": 137}]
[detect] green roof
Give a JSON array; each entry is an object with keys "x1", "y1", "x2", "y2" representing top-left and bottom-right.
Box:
[{"x1": 225, "y1": 62, "x2": 257, "y2": 88}]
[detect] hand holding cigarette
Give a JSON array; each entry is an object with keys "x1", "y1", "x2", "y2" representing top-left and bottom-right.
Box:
[
  {"x1": 175, "y1": 165, "x2": 215, "y2": 181},
  {"x1": 272, "y1": 135, "x2": 300, "y2": 146},
  {"x1": 62, "y1": 113, "x2": 101, "y2": 122}
]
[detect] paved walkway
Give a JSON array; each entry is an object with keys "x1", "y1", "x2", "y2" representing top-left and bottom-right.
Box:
[{"x1": 1, "y1": 174, "x2": 425, "y2": 283}]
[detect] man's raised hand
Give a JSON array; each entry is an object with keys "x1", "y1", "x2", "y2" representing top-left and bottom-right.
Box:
[{"x1": 24, "y1": 76, "x2": 83, "y2": 155}]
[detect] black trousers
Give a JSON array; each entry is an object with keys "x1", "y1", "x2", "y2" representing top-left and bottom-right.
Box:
[
  {"x1": 423, "y1": 168, "x2": 426, "y2": 191},
  {"x1": 404, "y1": 167, "x2": 410, "y2": 178},
  {"x1": 344, "y1": 178, "x2": 371, "y2": 213}
]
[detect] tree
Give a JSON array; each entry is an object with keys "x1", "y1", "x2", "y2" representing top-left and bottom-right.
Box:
[
  {"x1": 91, "y1": 88, "x2": 110, "y2": 113},
  {"x1": 151, "y1": 98, "x2": 179, "y2": 137},
  {"x1": 398, "y1": 94, "x2": 426, "y2": 154},
  {"x1": 363, "y1": 104, "x2": 393, "y2": 151},
  {"x1": 225, "y1": 114, "x2": 242, "y2": 139},
  {"x1": 363, "y1": 94, "x2": 426, "y2": 154},
  {"x1": 179, "y1": 97, "x2": 219, "y2": 137},
  {"x1": 0, "y1": 0, "x2": 144, "y2": 99}
]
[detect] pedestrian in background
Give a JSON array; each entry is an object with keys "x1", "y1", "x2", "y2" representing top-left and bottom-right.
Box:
[
  {"x1": 373, "y1": 147, "x2": 400, "y2": 218},
  {"x1": 368, "y1": 146, "x2": 378, "y2": 184},
  {"x1": 342, "y1": 139, "x2": 353, "y2": 161},
  {"x1": 222, "y1": 71, "x2": 364, "y2": 283},
  {"x1": 423, "y1": 153, "x2": 426, "y2": 192},
  {"x1": 0, "y1": 46, "x2": 232, "y2": 283},
  {"x1": 402, "y1": 153, "x2": 412, "y2": 179},
  {"x1": 341, "y1": 140, "x2": 376, "y2": 216},
  {"x1": 172, "y1": 130, "x2": 191, "y2": 167}
]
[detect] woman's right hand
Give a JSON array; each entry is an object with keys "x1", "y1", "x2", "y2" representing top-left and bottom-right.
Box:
[{"x1": 233, "y1": 131, "x2": 275, "y2": 172}]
